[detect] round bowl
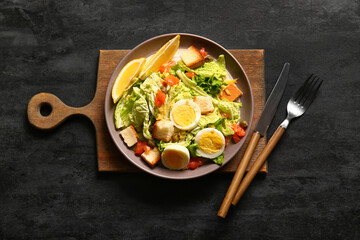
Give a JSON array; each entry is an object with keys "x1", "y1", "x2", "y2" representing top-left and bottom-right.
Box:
[{"x1": 104, "y1": 33, "x2": 253, "y2": 180}]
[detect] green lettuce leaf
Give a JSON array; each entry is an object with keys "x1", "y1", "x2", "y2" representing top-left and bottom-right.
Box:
[
  {"x1": 188, "y1": 143, "x2": 201, "y2": 157},
  {"x1": 214, "y1": 100, "x2": 242, "y2": 121},
  {"x1": 190, "y1": 109, "x2": 221, "y2": 135},
  {"x1": 142, "y1": 117, "x2": 152, "y2": 140},
  {"x1": 212, "y1": 154, "x2": 224, "y2": 165},
  {"x1": 212, "y1": 99, "x2": 243, "y2": 136},
  {"x1": 198, "y1": 109, "x2": 221, "y2": 128},
  {"x1": 217, "y1": 119, "x2": 235, "y2": 136},
  {"x1": 124, "y1": 91, "x2": 152, "y2": 140},
  {"x1": 176, "y1": 70, "x2": 208, "y2": 97},
  {"x1": 214, "y1": 117, "x2": 226, "y2": 131},
  {"x1": 193, "y1": 74, "x2": 225, "y2": 97},
  {"x1": 194, "y1": 55, "x2": 228, "y2": 80},
  {"x1": 170, "y1": 61, "x2": 193, "y2": 75},
  {"x1": 140, "y1": 73, "x2": 163, "y2": 117},
  {"x1": 129, "y1": 96, "x2": 148, "y2": 131},
  {"x1": 114, "y1": 89, "x2": 139, "y2": 129}
]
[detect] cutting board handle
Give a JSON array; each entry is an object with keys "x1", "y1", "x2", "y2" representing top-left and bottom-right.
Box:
[{"x1": 27, "y1": 92, "x2": 92, "y2": 130}]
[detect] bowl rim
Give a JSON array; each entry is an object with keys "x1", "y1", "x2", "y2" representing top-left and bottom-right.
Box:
[{"x1": 104, "y1": 33, "x2": 254, "y2": 180}]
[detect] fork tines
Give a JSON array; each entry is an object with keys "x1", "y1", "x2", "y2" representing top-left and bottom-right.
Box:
[{"x1": 292, "y1": 74, "x2": 324, "y2": 108}]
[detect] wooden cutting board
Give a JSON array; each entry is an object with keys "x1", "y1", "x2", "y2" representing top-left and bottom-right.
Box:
[{"x1": 27, "y1": 49, "x2": 267, "y2": 173}]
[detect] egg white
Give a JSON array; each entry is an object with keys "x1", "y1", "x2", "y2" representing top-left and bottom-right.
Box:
[
  {"x1": 170, "y1": 99, "x2": 201, "y2": 131},
  {"x1": 161, "y1": 145, "x2": 190, "y2": 170},
  {"x1": 195, "y1": 128, "x2": 225, "y2": 159}
]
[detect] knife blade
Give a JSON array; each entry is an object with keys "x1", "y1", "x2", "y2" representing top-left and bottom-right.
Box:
[
  {"x1": 254, "y1": 62, "x2": 290, "y2": 136},
  {"x1": 217, "y1": 62, "x2": 290, "y2": 218}
]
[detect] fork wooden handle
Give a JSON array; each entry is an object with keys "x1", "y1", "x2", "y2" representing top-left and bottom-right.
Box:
[
  {"x1": 232, "y1": 126, "x2": 286, "y2": 205},
  {"x1": 217, "y1": 132, "x2": 261, "y2": 218}
]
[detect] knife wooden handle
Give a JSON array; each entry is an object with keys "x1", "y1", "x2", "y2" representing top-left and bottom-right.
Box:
[
  {"x1": 27, "y1": 93, "x2": 92, "y2": 130},
  {"x1": 217, "y1": 132, "x2": 261, "y2": 218},
  {"x1": 232, "y1": 126, "x2": 285, "y2": 205}
]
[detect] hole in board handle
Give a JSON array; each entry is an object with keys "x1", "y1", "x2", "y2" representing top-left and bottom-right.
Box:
[{"x1": 40, "y1": 103, "x2": 52, "y2": 117}]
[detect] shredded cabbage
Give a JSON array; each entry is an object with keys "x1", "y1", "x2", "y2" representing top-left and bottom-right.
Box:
[{"x1": 114, "y1": 53, "x2": 244, "y2": 165}]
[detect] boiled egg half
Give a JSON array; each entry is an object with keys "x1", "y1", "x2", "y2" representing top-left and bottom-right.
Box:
[
  {"x1": 195, "y1": 128, "x2": 225, "y2": 159},
  {"x1": 170, "y1": 99, "x2": 201, "y2": 130},
  {"x1": 161, "y1": 145, "x2": 190, "y2": 170}
]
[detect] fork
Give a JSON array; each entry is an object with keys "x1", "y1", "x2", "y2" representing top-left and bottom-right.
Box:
[{"x1": 231, "y1": 74, "x2": 323, "y2": 206}]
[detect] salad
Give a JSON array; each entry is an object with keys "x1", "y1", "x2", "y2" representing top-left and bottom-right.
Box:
[{"x1": 113, "y1": 35, "x2": 247, "y2": 170}]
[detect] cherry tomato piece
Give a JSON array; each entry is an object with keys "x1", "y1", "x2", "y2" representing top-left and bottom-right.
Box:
[
  {"x1": 200, "y1": 48, "x2": 208, "y2": 57},
  {"x1": 225, "y1": 136, "x2": 231, "y2": 146},
  {"x1": 135, "y1": 141, "x2": 146, "y2": 155},
  {"x1": 231, "y1": 124, "x2": 246, "y2": 137},
  {"x1": 185, "y1": 72, "x2": 196, "y2": 78},
  {"x1": 237, "y1": 126, "x2": 246, "y2": 137},
  {"x1": 159, "y1": 61, "x2": 177, "y2": 73},
  {"x1": 187, "y1": 158, "x2": 205, "y2": 170},
  {"x1": 155, "y1": 89, "x2": 166, "y2": 107},
  {"x1": 159, "y1": 65, "x2": 167, "y2": 73},
  {"x1": 230, "y1": 124, "x2": 239, "y2": 132},
  {"x1": 160, "y1": 78, "x2": 167, "y2": 87},
  {"x1": 221, "y1": 113, "x2": 230, "y2": 118},
  {"x1": 164, "y1": 75, "x2": 180, "y2": 86},
  {"x1": 233, "y1": 133, "x2": 241, "y2": 143},
  {"x1": 135, "y1": 141, "x2": 151, "y2": 155}
]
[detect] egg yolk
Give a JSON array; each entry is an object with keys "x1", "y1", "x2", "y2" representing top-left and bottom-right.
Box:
[
  {"x1": 172, "y1": 104, "x2": 195, "y2": 127},
  {"x1": 198, "y1": 131, "x2": 223, "y2": 154},
  {"x1": 162, "y1": 149, "x2": 187, "y2": 169}
]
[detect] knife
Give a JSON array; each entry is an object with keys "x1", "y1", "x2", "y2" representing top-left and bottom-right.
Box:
[{"x1": 217, "y1": 63, "x2": 290, "y2": 218}]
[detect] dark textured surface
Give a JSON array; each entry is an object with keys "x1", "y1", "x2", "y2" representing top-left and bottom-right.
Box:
[{"x1": 1, "y1": 0, "x2": 359, "y2": 239}]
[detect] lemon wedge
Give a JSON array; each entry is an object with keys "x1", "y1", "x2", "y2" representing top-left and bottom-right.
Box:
[
  {"x1": 112, "y1": 57, "x2": 146, "y2": 104},
  {"x1": 139, "y1": 35, "x2": 180, "y2": 80}
]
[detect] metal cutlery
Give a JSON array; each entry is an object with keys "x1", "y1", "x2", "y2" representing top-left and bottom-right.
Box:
[
  {"x1": 218, "y1": 63, "x2": 290, "y2": 218},
  {"x1": 231, "y1": 74, "x2": 324, "y2": 206}
]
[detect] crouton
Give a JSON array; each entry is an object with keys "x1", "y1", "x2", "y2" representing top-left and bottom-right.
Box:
[
  {"x1": 119, "y1": 126, "x2": 139, "y2": 147},
  {"x1": 141, "y1": 147, "x2": 161, "y2": 168},
  {"x1": 193, "y1": 96, "x2": 215, "y2": 114},
  {"x1": 152, "y1": 120, "x2": 174, "y2": 142},
  {"x1": 180, "y1": 46, "x2": 205, "y2": 69},
  {"x1": 220, "y1": 84, "x2": 243, "y2": 102}
]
